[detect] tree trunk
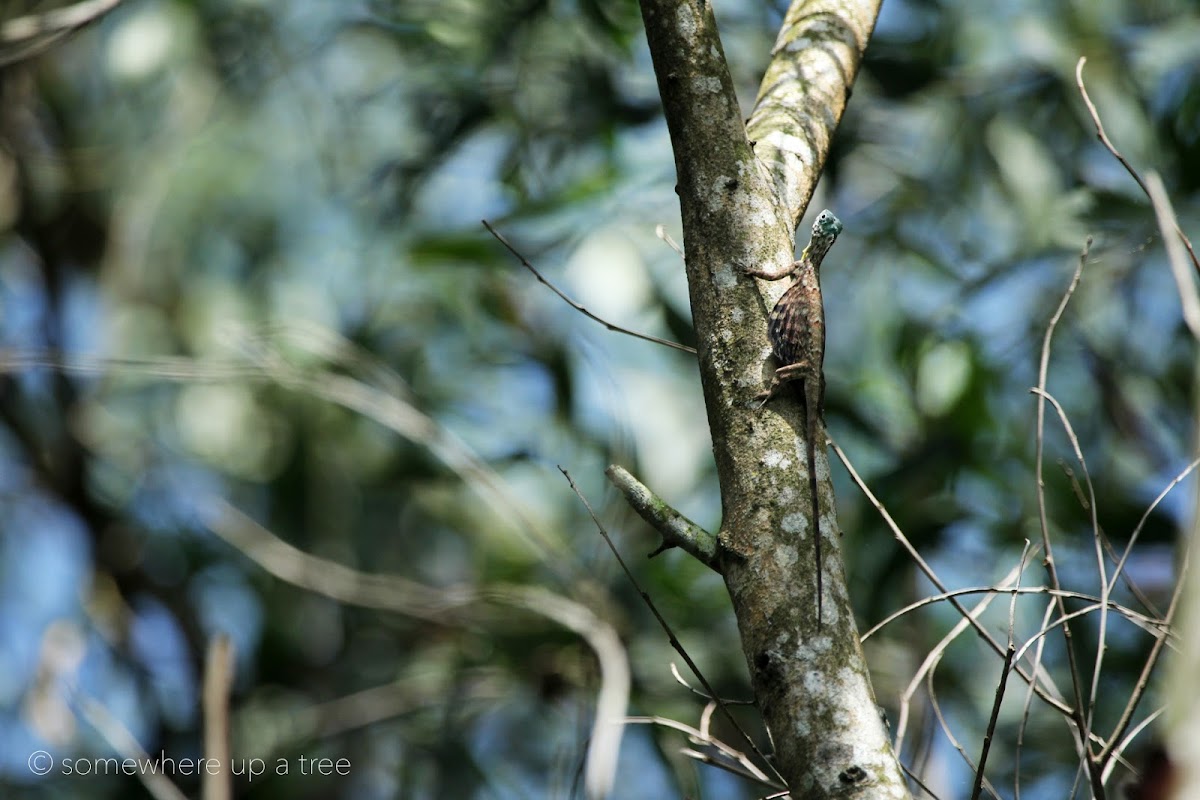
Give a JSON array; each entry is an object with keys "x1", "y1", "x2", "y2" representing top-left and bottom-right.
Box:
[{"x1": 636, "y1": 0, "x2": 909, "y2": 796}]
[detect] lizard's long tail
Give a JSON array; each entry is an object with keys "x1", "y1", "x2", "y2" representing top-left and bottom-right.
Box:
[{"x1": 806, "y1": 390, "x2": 822, "y2": 631}]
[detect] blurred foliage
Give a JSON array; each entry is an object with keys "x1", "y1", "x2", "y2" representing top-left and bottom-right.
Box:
[{"x1": 0, "y1": 0, "x2": 1198, "y2": 798}]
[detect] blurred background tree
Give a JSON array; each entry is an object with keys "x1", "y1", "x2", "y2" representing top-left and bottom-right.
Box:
[{"x1": 0, "y1": 0, "x2": 1196, "y2": 798}]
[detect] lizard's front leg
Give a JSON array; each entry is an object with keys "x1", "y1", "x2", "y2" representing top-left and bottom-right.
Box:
[{"x1": 743, "y1": 261, "x2": 801, "y2": 282}]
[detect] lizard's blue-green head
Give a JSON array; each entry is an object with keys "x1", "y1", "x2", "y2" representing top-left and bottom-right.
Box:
[{"x1": 803, "y1": 209, "x2": 842, "y2": 267}]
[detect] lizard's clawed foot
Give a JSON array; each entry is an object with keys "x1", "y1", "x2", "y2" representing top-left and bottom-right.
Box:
[
  {"x1": 754, "y1": 362, "x2": 808, "y2": 408},
  {"x1": 753, "y1": 382, "x2": 779, "y2": 408}
]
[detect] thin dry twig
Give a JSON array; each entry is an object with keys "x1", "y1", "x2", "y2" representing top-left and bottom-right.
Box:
[
  {"x1": 1032, "y1": 239, "x2": 1105, "y2": 797},
  {"x1": 655, "y1": 224, "x2": 685, "y2": 259},
  {"x1": 483, "y1": 220, "x2": 697, "y2": 354},
  {"x1": 0, "y1": 349, "x2": 263, "y2": 381},
  {"x1": 1054, "y1": 71, "x2": 1199, "y2": 783},
  {"x1": 1016, "y1": 599, "x2": 1059, "y2": 800},
  {"x1": 892, "y1": 560, "x2": 1026, "y2": 760},
  {"x1": 698, "y1": 701, "x2": 716, "y2": 737},
  {"x1": 1098, "y1": 533, "x2": 1160, "y2": 618},
  {"x1": 669, "y1": 663, "x2": 755, "y2": 705},
  {"x1": 624, "y1": 716, "x2": 782, "y2": 788},
  {"x1": 861, "y1": 584, "x2": 1166, "y2": 644},
  {"x1": 1011, "y1": 604, "x2": 1117, "y2": 667},
  {"x1": 1100, "y1": 707, "x2": 1164, "y2": 785},
  {"x1": 72, "y1": 690, "x2": 190, "y2": 800},
  {"x1": 559, "y1": 467, "x2": 786, "y2": 788},
  {"x1": 830, "y1": 438, "x2": 1078, "y2": 722},
  {"x1": 926, "y1": 658, "x2": 1002, "y2": 800},
  {"x1": 1100, "y1": 534, "x2": 1192, "y2": 766},
  {"x1": 971, "y1": 544, "x2": 1030, "y2": 800},
  {"x1": 264, "y1": 679, "x2": 426, "y2": 750},
  {"x1": 901, "y1": 761, "x2": 947, "y2": 800},
  {"x1": 1075, "y1": 57, "x2": 1200, "y2": 276},
  {"x1": 677, "y1": 747, "x2": 776, "y2": 786},
  {"x1": 1031, "y1": 386, "x2": 1111, "y2": 762}
]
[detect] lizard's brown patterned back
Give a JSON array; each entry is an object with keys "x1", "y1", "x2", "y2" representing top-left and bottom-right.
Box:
[{"x1": 767, "y1": 268, "x2": 824, "y2": 372}]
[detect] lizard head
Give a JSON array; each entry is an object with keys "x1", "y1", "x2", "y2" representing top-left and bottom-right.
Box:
[{"x1": 801, "y1": 209, "x2": 843, "y2": 267}]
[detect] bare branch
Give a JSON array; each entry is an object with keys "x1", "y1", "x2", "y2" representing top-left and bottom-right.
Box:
[
  {"x1": 0, "y1": 0, "x2": 125, "y2": 66},
  {"x1": 202, "y1": 635, "x2": 234, "y2": 800},
  {"x1": 501, "y1": 586, "x2": 630, "y2": 800},
  {"x1": 206, "y1": 499, "x2": 471, "y2": 621},
  {"x1": 0, "y1": 348, "x2": 262, "y2": 381},
  {"x1": 1145, "y1": 172, "x2": 1200, "y2": 340},
  {"x1": 655, "y1": 224, "x2": 685, "y2": 260},
  {"x1": 748, "y1": 0, "x2": 883, "y2": 224},
  {"x1": 605, "y1": 464, "x2": 719, "y2": 570},
  {"x1": 559, "y1": 467, "x2": 784, "y2": 786},
  {"x1": 901, "y1": 761, "x2": 948, "y2": 800},
  {"x1": 1075, "y1": 59, "x2": 1200, "y2": 791},
  {"x1": 260, "y1": 679, "x2": 435, "y2": 750},
  {"x1": 207, "y1": 498, "x2": 628, "y2": 800},
  {"x1": 0, "y1": 330, "x2": 572, "y2": 577},
  {"x1": 2, "y1": 0, "x2": 123, "y2": 41},
  {"x1": 893, "y1": 566, "x2": 1017, "y2": 760}
]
